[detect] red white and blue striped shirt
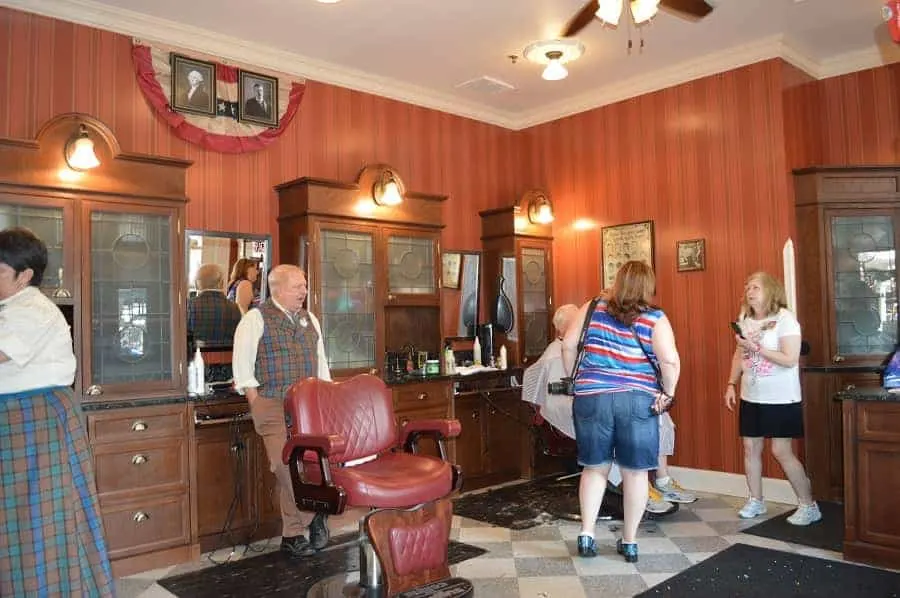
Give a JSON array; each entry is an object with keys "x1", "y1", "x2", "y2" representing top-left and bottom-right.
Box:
[{"x1": 574, "y1": 300, "x2": 664, "y2": 397}]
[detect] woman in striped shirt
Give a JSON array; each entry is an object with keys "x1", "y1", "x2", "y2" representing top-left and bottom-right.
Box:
[{"x1": 562, "y1": 261, "x2": 681, "y2": 563}]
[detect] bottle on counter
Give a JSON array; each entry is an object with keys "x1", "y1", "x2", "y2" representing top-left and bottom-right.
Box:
[
  {"x1": 444, "y1": 343, "x2": 456, "y2": 375},
  {"x1": 499, "y1": 344, "x2": 508, "y2": 370},
  {"x1": 473, "y1": 336, "x2": 482, "y2": 366},
  {"x1": 190, "y1": 347, "x2": 205, "y2": 395}
]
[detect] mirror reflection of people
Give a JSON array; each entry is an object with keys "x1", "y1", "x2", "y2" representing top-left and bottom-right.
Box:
[
  {"x1": 188, "y1": 263, "x2": 242, "y2": 346},
  {"x1": 724, "y1": 271, "x2": 820, "y2": 525},
  {"x1": 243, "y1": 83, "x2": 271, "y2": 118},
  {"x1": 227, "y1": 257, "x2": 260, "y2": 315},
  {"x1": 232, "y1": 265, "x2": 331, "y2": 558},
  {"x1": 562, "y1": 261, "x2": 680, "y2": 563},
  {"x1": 181, "y1": 69, "x2": 210, "y2": 109},
  {"x1": 0, "y1": 227, "x2": 114, "y2": 596}
]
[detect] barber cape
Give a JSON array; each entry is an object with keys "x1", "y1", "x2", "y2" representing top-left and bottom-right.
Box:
[{"x1": 521, "y1": 339, "x2": 576, "y2": 439}]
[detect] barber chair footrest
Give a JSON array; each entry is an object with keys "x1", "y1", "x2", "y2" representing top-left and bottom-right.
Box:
[{"x1": 394, "y1": 577, "x2": 473, "y2": 598}]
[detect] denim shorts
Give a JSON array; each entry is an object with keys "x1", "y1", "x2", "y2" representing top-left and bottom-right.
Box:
[{"x1": 572, "y1": 390, "x2": 659, "y2": 471}]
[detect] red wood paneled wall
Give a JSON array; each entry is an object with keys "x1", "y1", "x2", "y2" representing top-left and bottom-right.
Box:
[{"x1": 3, "y1": 6, "x2": 898, "y2": 477}]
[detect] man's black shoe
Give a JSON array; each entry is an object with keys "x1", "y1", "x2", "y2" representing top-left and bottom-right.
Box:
[
  {"x1": 281, "y1": 534, "x2": 315, "y2": 558},
  {"x1": 308, "y1": 512, "x2": 330, "y2": 551}
]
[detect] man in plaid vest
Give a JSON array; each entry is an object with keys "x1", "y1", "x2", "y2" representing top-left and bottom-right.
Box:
[
  {"x1": 232, "y1": 264, "x2": 331, "y2": 558},
  {"x1": 188, "y1": 263, "x2": 242, "y2": 345}
]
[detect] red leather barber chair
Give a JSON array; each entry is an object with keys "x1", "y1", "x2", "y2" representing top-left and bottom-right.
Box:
[{"x1": 282, "y1": 374, "x2": 471, "y2": 597}]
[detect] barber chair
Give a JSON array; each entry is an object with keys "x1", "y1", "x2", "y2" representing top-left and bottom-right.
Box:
[{"x1": 282, "y1": 374, "x2": 472, "y2": 598}]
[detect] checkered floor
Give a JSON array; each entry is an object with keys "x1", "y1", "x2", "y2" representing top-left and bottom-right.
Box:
[{"x1": 115, "y1": 490, "x2": 853, "y2": 598}]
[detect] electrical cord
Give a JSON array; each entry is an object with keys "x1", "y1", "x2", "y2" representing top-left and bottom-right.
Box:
[{"x1": 477, "y1": 390, "x2": 560, "y2": 457}]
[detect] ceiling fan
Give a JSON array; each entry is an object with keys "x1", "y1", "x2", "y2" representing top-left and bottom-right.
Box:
[{"x1": 562, "y1": 0, "x2": 714, "y2": 37}]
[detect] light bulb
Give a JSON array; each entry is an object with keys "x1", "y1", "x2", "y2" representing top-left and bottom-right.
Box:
[
  {"x1": 596, "y1": 0, "x2": 624, "y2": 25},
  {"x1": 535, "y1": 203, "x2": 554, "y2": 224},
  {"x1": 630, "y1": 0, "x2": 660, "y2": 24},
  {"x1": 65, "y1": 128, "x2": 100, "y2": 171},
  {"x1": 378, "y1": 179, "x2": 403, "y2": 206},
  {"x1": 542, "y1": 58, "x2": 568, "y2": 81}
]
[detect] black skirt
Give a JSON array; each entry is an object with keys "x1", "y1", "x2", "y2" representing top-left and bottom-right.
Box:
[{"x1": 739, "y1": 399, "x2": 805, "y2": 439}]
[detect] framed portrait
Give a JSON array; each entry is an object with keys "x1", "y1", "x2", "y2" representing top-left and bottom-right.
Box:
[
  {"x1": 238, "y1": 70, "x2": 279, "y2": 128},
  {"x1": 677, "y1": 238, "x2": 706, "y2": 272},
  {"x1": 442, "y1": 252, "x2": 462, "y2": 289},
  {"x1": 601, "y1": 220, "x2": 655, "y2": 289},
  {"x1": 170, "y1": 54, "x2": 217, "y2": 116}
]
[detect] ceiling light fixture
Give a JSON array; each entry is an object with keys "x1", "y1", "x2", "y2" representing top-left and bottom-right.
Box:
[
  {"x1": 523, "y1": 39, "x2": 584, "y2": 82},
  {"x1": 596, "y1": 0, "x2": 661, "y2": 26}
]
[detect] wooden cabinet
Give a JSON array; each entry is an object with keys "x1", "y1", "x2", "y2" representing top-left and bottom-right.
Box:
[
  {"x1": 392, "y1": 380, "x2": 452, "y2": 459},
  {"x1": 480, "y1": 198, "x2": 554, "y2": 368},
  {"x1": 794, "y1": 166, "x2": 900, "y2": 502},
  {"x1": 87, "y1": 403, "x2": 195, "y2": 577},
  {"x1": 842, "y1": 398, "x2": 900, "y2": 569},
  {"x1": 192, "y1": 400, "x2": 281, "y2": 553},
  {"x1": 276, "y1": 173, "x2": 446, "y2": 377}
]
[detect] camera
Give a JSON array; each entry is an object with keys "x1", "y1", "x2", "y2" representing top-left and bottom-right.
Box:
[{"x1": 548, "y1": 377, "x2": 575, "y2": 396}]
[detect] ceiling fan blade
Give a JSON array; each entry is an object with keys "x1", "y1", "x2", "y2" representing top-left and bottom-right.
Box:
[
  {"x1": 562, "y1": 0, "x2": 600, "y2": 37},
  {"x1": 660, "y1": 0, "x2": 713, "y2": 19}
]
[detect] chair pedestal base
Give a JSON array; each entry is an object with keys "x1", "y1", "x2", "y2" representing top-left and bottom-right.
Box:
[{"x1": 306, "y1": 572, "x2": 473, "y2": 598}]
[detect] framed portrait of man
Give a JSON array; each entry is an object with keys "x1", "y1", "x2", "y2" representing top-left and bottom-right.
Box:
[
  {"x1": 238, "y1": 70, "x2": 279, "y2": 128},
  {"x1": 170, "y1": 54, "x2": 217, "y2": 116}
]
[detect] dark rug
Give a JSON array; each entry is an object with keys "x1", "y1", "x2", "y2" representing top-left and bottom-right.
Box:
[
  {"x1": 157, "y1": 534, "x2": 486, "y2": 598},
  {"x1": 451, "y1": 473, "x2": 677, "y2": 530},
  {"x1": 742, "y1": 501, "x2": 844, "y2": 553},
  {"x1": 636, "y1": 543, "x2": 900, "y2": 598}
]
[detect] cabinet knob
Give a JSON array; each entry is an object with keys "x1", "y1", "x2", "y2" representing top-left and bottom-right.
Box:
[
  {"x1": 131, "y1": 454, "x2": 148, "y2": 465},
  {"x1": 400, "y1": 417, "x2": 410, "y2": 427},
  {"x1": 86, "y1": 385, "x2": 103, "y2": 396},
  {"x1": 471, "y1": 410, "x2": 479, "y2": 420},
  {"x1": 131, "y1": 420, "x2": 148, "y2": 432},
  {"x1": 417, "y1": 392, "x2": 428, "y2": 401},
  {"x1": 844, "y1": 384, "x2": 856, "y2": 391},
  {"x1": 387, "y1": 294, "x2": 395, "y2": 301},
  {"x1": 833, "y1": 355, "x2": 845, "y2": 363},
  {"x1": 133, "y1": 511, "x2": 150, "y2": 523}
]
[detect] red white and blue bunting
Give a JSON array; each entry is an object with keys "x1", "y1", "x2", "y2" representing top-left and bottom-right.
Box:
[{"x1": 131, "y1": 41, "x2": 306, "y2": 154}]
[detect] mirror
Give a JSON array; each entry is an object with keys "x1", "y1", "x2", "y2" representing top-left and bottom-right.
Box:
[
  {"x1": 442, "y1": 251, "x2": 481, "y2": 338},
  {"x1": 185, "y1": 230, "x2": 272, "y2": 353}
]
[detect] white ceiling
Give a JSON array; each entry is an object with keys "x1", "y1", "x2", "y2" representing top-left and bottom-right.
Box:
[{"x1": 5, "y1": 0, "x2": 899, "y2": 128}]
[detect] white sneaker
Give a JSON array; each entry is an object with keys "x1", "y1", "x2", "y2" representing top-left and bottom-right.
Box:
[
  {"x1": 738, "y1": 498, "x2": 767, "y2": 519},
  {"x1": 646, "y1": 485, "x2": 675, "y2": 514},
  {"x1": 787, "y1": 502, "x2": 822, "y2": 526},
  {"x1": 655, "y1": 478, "x2": 697, "y2": 504}
]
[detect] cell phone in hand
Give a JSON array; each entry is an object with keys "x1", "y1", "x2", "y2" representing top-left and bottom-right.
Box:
[{"x1": 730, "y1": 321, "x2": 744, "y2": 339}]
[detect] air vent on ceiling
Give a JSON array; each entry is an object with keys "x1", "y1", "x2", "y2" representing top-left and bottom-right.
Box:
[{"x1": 455, "y1": 76, "x2": 516, "y2": 94}]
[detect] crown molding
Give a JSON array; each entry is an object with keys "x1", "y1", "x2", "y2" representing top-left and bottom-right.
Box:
[
  {"x1": 0, "y1": 0, "x2": 518, "y2": 129},
  {"x1": 1, "y1": 0, "x2": 895, "y2": 132}
]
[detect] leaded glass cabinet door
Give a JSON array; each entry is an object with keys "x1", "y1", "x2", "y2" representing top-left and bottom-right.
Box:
[
  {"x1": 384, "y1": 228, "x2": 439, "y2": 302},
  {"x1": 828, "y1": 210, "x2": 898, "y2": 363},
  {"x1": 318, "y1": 226, "x2": 377, "y2": 371},
  {"x1": 519, "y1": 242, "x2": 553, "y2": 363},
  {"x1": 83, "y1": 203, "x2": 182, "y2": 398},
  {"x1": 0, "y1": 195, "x2": 73, "y2": 296}
]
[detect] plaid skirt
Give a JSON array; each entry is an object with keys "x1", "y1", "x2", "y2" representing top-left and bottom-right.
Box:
[{"x1": 0, "y1": 387, "x2": 115, "y2": 598}]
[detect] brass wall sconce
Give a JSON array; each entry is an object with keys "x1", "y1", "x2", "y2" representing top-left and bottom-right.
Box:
[
  {"x1": 372, "y1": 168, "x2": 404, "y2": 207},
  {"x1": 526, "y1": 191, "x2": 555, "y2": 224},
  {"x1": 64, "y1": 124, "x2": 101, "y2": 171}
]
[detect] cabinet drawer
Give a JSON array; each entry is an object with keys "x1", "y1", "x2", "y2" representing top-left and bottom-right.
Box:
[
  {"x1": 393, "y1": 382, "x2": 449, "y2": 412},
  {"x1": 88, "y1": 404, "x2": 188, "y2": 444},
  {"x1": 94, "y1": 438, "x2": 187, "y2": 496},
  {"x1": 396, "y1": 405, "x2": 451, "y2": 428},
  {"x1": 101, "y1": 493, "x2": 190, "y2": 559},
  {"x1": 857, "y1": 401, "x2": 900, "y2": 443}
]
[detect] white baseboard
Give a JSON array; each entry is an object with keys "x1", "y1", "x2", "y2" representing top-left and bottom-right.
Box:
[{"x1": 668, "y1": 466, "x2": 798, "y2": 506}]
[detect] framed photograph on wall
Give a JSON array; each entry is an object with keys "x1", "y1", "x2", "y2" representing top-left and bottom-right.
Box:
[
  {"x1": 170, "y1": 54, "x2": 217, "y2": 116},
  {"x1": 442, "y1": 252, "x2": 462, "y2": 289},
  {"x1": 677, "y1": 238, "x2": 706, "y2": 272},
  {"x1": 601, "y1": 220, "x2": 655, "y2": 289},
  {"x1": 238, "y1": 70, "x2": 279, "y2": 127}
]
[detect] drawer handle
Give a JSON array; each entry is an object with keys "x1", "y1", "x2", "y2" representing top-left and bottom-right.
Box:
[
  {"x1": 418, "y1": 392, "x2": 428, "y2": 401},
  {"x1": 133, "y1": 511, "x2": 150, "y2": 523},
  {"x1": 471, "y1": 410, "x2": 479, "y2": 420},
  {"x1": 400, "y1": 418, "x2": 410, "y2": 427},
  {"x1": 86, "y1": 385, "x2": 103, "y2": 396},
  {"x1": 833, "y1": 355, "x2": 845, "y2": 363},
  {"x1": 844, "y1": 384, "x2": 856, "y2": 391},
  {"x1": 131, "y1": 454, "x2": 148, "y2": 465},
  {"x1": 131, "y1": 421, "x2": 148, "y2": 432}
]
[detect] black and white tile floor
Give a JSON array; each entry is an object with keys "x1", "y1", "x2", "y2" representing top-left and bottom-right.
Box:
[{"x1": 114, "y1": 492, "x2": 853, "y2": 598}]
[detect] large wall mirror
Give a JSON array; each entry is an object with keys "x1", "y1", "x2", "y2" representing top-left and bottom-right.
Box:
[
  {"x1": 442, "y1": 250, "x2": 481, "y2": 338},
  {"x1": 186, "y1": 230, "x2": 272, "y2": 302}
]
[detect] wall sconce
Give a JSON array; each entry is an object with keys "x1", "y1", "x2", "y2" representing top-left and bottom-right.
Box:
[
  {"x1": 372, "y1": 169, "x2": 404, "y2": 206},
  {"x1": 64, "y1": 124, "x2": 100, "y2": 171},
  {"x1": 527, "y1": 192, "x2": 555, "y2": 225}
]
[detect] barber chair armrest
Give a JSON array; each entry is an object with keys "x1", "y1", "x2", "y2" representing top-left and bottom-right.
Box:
[
  {"x1": 282, "y1": 433, "x2": 349, "y2": 516},
  {"x1": 399, "y1": 418, "x2": 461, "y2": 460}
]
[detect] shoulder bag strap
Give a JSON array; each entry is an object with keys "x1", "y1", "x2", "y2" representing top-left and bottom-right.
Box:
[
  {"x1": 629, "y1": 323, "x2": 669, "y2": 398},
  {"x1": 570, "y1": 297, "x2": 601, "y2": 379}
]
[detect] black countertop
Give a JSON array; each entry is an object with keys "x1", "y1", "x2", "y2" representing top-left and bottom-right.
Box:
[{"x1": 835, "y1": 387, "x2": 900, "y2": 402}]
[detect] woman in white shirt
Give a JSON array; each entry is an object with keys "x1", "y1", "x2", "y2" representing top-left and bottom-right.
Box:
[
  {"x1": 0, "y1": 227, "x2": 114, "y2": 596},
  {"x1": 724, "y1": 271, "x2": 821, "y2": 526}
]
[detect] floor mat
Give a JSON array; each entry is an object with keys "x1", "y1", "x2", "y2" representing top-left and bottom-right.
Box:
[
  {"x1": 636, "y1": 543, "x2": 900, "y2": 598},
  {"x1": 451, "y1": 473, "x2": 677, "y2": 530},
  {"x1": 741, "y1": 501, "x2": 844, "y2": 552},
  {"x1": 157, "y1": 535, "x2": 486, "y2": 598}
]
